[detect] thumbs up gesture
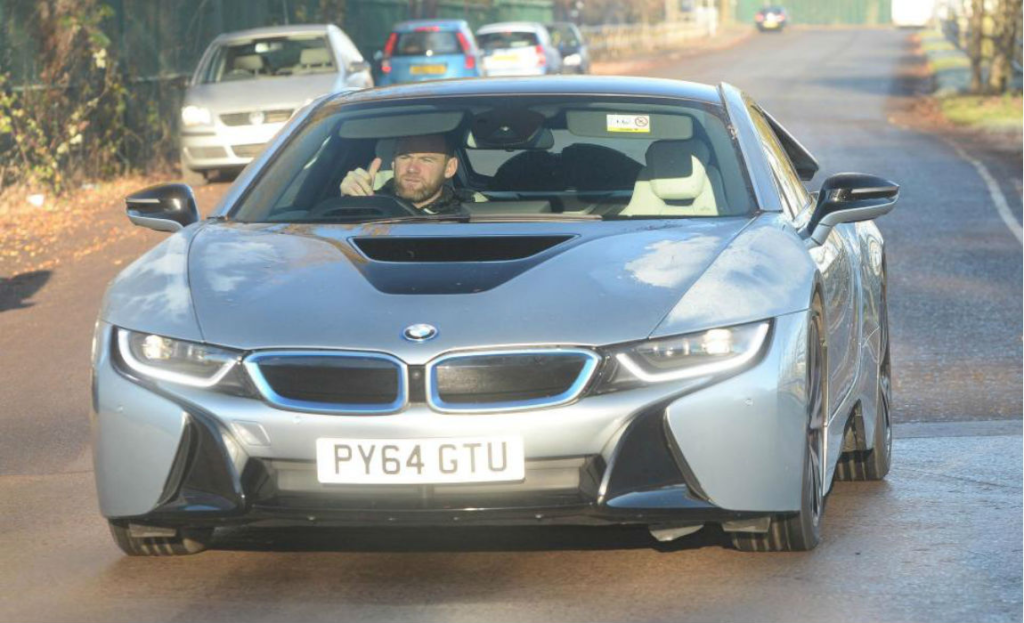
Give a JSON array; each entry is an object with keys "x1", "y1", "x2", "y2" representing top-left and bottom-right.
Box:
[{"x1": 340, "y1": 157, "x2": 382, "y2": 196}]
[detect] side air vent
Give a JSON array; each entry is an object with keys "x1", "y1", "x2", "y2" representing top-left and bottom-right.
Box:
[{"x1": 352, "y1": 235, "x2": 574, "y2": 263}]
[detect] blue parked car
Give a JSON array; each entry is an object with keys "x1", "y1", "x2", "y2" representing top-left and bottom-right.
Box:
[{"x1": 377, "y1": 20, "x2": 483, "y2": 85}]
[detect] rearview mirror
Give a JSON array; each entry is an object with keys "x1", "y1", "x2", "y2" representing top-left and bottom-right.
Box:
[
  {"x1": 804, "y1": 173, "x2": 898, "y2": 246},
  {"x1": 125, "y1": 183, "x2": 199, "y2": 233}
]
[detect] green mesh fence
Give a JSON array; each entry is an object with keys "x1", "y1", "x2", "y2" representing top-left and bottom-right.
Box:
[{"x1": 736, "y1": 0, "x2": 894, "y2": 26}]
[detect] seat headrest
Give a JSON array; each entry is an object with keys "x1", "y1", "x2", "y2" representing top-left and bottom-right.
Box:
[
  {"x1": 644, "y1": 139, "x2": 711, "y2": 201},
  {"x1": 300, "y1": 48, "x2": 331, "y2": 66},
  {"x1": 233, "y1": 55, "x2": 264, "y2": 72},
  {"x1": 375, "y1": 138, "x2": 396, "y2": 164}
]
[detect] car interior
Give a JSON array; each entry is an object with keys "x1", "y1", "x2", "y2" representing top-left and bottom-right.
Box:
[
  {"x1": 211, "y1": 37, "x2": 336, "y2": 81},
  {"x1": 238, "y1": 98, "x2": 756, "y2": 222}
]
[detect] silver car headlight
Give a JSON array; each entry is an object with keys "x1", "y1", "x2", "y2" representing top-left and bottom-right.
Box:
[
  {"x1": 115, "y1": 328, "x2": 242, "y2": 389},
  {"x1": 595, "y1": 320, "x2": 771, "y2": 392},
  {"x1": 181, "y1": 105, "x2": 212, "y2": 127}
]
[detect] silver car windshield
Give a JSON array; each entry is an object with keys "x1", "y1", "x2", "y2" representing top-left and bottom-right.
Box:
[
  {"x1": 201, "y1": 35, "x2": 335, "y2": 83},
  {"x1": 230, "y1": 95, "x2": 757, "y2": 223}
]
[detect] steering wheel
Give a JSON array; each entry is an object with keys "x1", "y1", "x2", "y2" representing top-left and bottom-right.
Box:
[{"x1": 308, "y1": 194, "x2": 419, "y2": 219}]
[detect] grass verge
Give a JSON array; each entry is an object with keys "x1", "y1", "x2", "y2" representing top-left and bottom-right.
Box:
[{"x1": 938, "y1": 94, "x2": 1023, "y2": 131}]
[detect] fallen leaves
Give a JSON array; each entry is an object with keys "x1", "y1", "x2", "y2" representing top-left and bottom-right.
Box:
[{"x1": 0, "y1": 176, "x2": 158, "y2": 275}]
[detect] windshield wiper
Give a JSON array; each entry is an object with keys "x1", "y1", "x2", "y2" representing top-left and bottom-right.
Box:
[
  {"x1": 468, "y1": 213, "x2": 603, "y2": 222},
  {"x1": 330, "y1": 213, "x2": 603, "y2": 225},
  {"x1": 359, "y1": 213, "x2": 473, "y2": 225}
]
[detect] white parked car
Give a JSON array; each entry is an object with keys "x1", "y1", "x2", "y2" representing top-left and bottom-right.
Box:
[
  {"x1": 476, "y1": 22, "x2": 562, "y2": 77},
  {"x1": 179, "y1": 24, "x2": 372, "y2": 184}
]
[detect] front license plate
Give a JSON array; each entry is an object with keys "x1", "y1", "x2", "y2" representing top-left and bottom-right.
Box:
[
  {"x1": 410, "y1": 64, "x2": 446, "y2": 75},
  {"x1": 315, "y1": 437, "x2": 525, "y2": 485}
]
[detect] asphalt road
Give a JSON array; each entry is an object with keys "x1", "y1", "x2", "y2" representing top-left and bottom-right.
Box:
[{"x1": 0, "y1": 28, "x2": 1021, "y2": 623}]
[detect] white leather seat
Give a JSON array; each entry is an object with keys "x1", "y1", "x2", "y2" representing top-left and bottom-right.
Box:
[
  {"x1": 621, "y1": 139, "x2": 720, "y2": 217},
  {"x1": 232, "y1": 54, "x2": 264, "y2": 74},
  {"x1": 296, "y1": 48, "x2": 332, "y2": 72}
]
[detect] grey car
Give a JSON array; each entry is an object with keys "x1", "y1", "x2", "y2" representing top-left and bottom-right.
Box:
[
  {"x1": 546, "y1": 22, "x2": 590, "y2": 73},
  {"x1": 96, "y1": 76, "x2": 897, "y2": 556},
  {"x1": 178, "y1": 24, "x2": 372, "y2": 184}
]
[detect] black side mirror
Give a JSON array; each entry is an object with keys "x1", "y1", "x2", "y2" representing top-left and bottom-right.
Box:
[
  {"x1": 125, "y1": 183, "x2": 199, "y2": 233},
  {"x1": 804, "y1": 173, "x2": 898, "y2": 246}
]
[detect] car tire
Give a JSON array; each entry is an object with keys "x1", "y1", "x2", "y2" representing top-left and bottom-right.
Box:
[
  {"x1": 180, "y1": 153, "x2": 209, "y2": 187},
  {"x1": 836, "y1": 273, "x2": 892, "y2": 481},
  {"x1": 108, "y1": 520, "x2": 213, "y2": 556},
  {"x1": 731, "y1": 298, "x2": 826, "y2": 552}
]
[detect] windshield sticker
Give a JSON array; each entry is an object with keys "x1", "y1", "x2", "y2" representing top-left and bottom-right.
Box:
[{"x1": 607, "y1": 114, "x2": 651, "y2": 133}]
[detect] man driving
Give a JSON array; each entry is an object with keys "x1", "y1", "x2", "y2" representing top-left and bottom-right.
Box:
[{"x1": 339, "y1": 134, "x2": 471, "y2": 215}]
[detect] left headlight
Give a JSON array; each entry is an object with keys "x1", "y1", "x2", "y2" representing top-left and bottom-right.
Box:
[
  {"x1": 115, "y1": 328, "x2": 243, "y2": 389},
  {"x1": 594, "y1": 320, "x2": 771, "y2": 392}
]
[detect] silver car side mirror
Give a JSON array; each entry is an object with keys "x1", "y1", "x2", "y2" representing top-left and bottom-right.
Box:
[{"x1": 804, "y1": 173, "x2": 898, "y2": 246}]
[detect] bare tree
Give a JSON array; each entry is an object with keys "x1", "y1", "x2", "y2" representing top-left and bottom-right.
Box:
[
  {"x1": 968, "y1": 0, "x2": 986, "y2": 94},
  {"x1": 987, "y1": 0, "x2": 1023, "y2": 93}
]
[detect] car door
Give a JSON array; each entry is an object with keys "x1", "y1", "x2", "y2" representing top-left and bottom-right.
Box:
[{"x1": 746, "y1": 102, "x2": 860, "y2": 454}]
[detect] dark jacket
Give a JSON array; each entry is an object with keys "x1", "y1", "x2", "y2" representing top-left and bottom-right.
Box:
[{"x1": 378, "y1": 179, "x2": 472, "y2": 215}]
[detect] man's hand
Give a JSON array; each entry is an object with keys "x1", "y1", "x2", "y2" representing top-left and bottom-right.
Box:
[{"x1": 340, "y1": 157, "x2": 382, "y2": 196}]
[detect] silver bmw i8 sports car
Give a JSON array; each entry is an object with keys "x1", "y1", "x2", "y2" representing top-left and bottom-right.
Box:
[{"x1": 93, "y1": 76, "x2": 897, "y2": 555}]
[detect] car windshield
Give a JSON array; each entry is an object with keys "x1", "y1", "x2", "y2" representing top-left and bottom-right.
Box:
[
  {"x1": 394, "y1": 31, "x2": 462, "y2": 56},
  {"x1": 477, "y1": 32, "x2": 539, "y2": 50},
  {"x1": 230, "y1": 94, "x2": 757, "y2": 224},
  {"x1": 201, "y1": 35, "x2": 335, "y2": 83}
]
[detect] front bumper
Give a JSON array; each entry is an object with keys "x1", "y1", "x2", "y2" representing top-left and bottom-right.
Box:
[
  {"x1": 179, "y1": 121, "x2": 285, "y2": 171},
  {"x1": 92, "y1": 311, "x2": 810, "y2": 528}
]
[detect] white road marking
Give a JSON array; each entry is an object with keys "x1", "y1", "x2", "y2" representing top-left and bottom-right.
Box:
[{"x1": 941, "y1": 136, "x2": 1023, "y2": 245}]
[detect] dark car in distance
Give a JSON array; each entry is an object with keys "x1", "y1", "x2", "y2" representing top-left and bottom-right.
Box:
[
  {"x1": 755, "y1": 6, "x2": 788, "y2": 31},
  {"x1": 546, "y1": 22, "x2": 590, "y2": 74}
]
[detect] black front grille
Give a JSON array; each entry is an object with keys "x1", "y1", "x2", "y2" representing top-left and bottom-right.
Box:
[
  {"x1": 251, "y1": 354, "x2": 402, "y2": 409},
  {"x1": 431, "y1": 351, "x2": 597, "y2": 409}
]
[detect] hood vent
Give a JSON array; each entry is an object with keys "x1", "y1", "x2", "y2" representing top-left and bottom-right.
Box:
[{"x1": 353, "y1": 235, "x2": 574, "y2": 263}]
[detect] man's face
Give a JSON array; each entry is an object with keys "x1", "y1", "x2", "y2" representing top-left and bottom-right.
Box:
[{"x1": 392, "y1": 135, "x2": 458, "y2": 206}]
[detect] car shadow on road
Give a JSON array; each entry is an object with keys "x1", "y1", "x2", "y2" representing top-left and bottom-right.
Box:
[
  {"x1": 0, "y1": 270, "x2": 52, "y2": 312},
  {"x1": 211, "y1": 523, "x2": 729, "y2": 555}
]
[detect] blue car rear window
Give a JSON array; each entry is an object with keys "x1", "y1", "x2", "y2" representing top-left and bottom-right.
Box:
[{"x1": 395, "y1": 31, "x2": 461, "y2": 56}]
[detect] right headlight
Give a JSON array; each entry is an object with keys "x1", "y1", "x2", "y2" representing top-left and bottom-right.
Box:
[
  {"x1": 594, "y1": 320, "x2": 771, "y2": 393},
  {"x1": 114, "y1": 328, "x2": 246, "y2": 392},
  {"x1": 180, "y1": 105, "x2": 212, "y2": 128}
]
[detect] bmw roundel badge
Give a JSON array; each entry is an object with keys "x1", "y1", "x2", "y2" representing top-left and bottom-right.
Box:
[{"x1": 403, "y1": 324, "x2": 438, "y2": 342}]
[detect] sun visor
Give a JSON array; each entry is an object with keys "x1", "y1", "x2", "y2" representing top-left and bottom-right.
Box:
[
  {"x1": 337, "y1": 111, "x2": 465, "y2": 139},
  {"x1": 567, "y1": 111, "x2": 694, "y2": 139}
]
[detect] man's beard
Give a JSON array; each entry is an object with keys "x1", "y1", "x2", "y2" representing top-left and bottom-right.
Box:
[{"x1": 395, "y1": 174, "x2": 444, "y2": 204}]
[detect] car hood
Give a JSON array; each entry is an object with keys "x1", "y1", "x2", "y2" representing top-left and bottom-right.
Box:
[
  {"x1": 183, "y1": 219, "x2": 754, "y2": 362},
  {"x1": 185, "y1": 73, "x2": 341, "y2": 112}
]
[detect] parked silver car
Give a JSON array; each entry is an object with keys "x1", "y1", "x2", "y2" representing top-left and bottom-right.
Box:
[
  {"x1": 98, "y1": 77, "x2": 897, "y2": 556},
  {"x1": 179, "y1": 24, "x2": 372, "y2": 184},
  {"x1": 476, "y1": 22, "x2": 562, "y2": 76}
]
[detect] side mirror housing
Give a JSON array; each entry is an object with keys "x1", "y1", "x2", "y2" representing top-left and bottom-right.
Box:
[
  {"x1": 804, "y1": 173, "x2": 898, "y2": 246},
  {"x1": 125, "y1": 183, "x2": 199, "y2": 233},
  {"x1": 346, "y1": 60, "x2": 370, "y2": 74}
]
